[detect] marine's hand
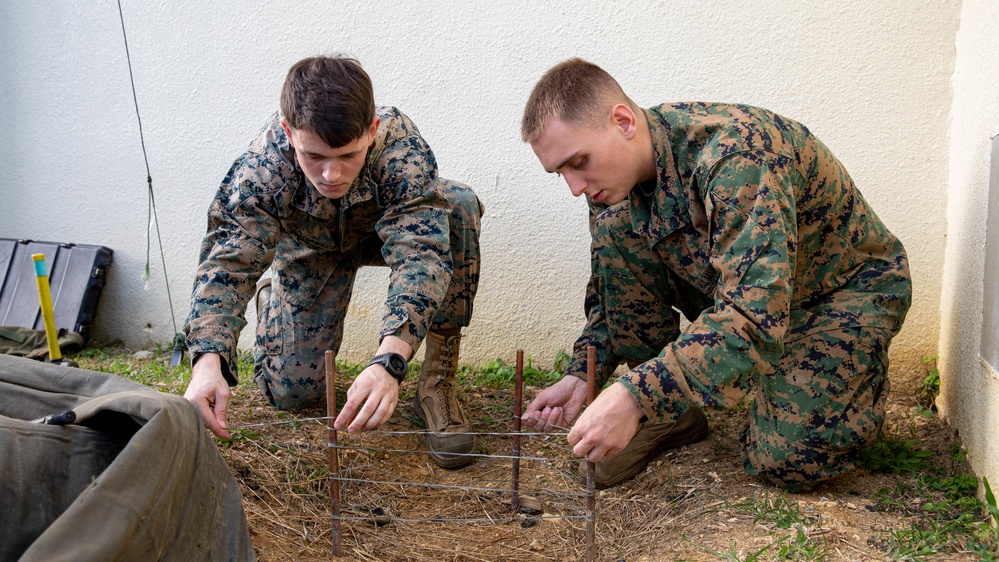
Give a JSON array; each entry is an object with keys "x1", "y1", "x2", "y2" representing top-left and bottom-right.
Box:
[
  {"x1": 521, "y1": 375, "x2": 587, "y2": 432},
  {"x1": 333, "y1": 336, "x2": 411, "y2": 433},
  {"x1": 183, "y1": 353, "x2": 232, "y2": 440},
  {"x1": 566, "y1": 382, "x2": 642, "y2": 462},
  {"x1": 333, "y1": 364, "x2": 400, "y2": 433}
]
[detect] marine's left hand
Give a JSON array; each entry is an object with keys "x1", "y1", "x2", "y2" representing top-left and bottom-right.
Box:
[
  {"x1": 333, "y1": 335, "x2": 412, "y2": 433},
  {"x1": 333, "y1": 364, "x2": 400, "y2": 433}
]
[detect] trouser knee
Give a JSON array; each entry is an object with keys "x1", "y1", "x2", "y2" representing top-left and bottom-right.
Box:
[
  {"x1": 433, "y1": 179, "x2": 482, "y2": 329},
  {"x1": 439, "y1": 179, "x2": 483, "y2": 233},
  {"x1": 253, "y1": 282, "x2": 337, "y2": 410},
  {"x1": 741, "y1": 440, "x2": 840, "y2": 491},
  {"x1": 439, "y1": 179, "x2": 482, "y2": 283},
  {"x1": 588, "y1": 204, "x2": 685, "y2": 371},
  {"x1": 740, "y1": 417, "x2": 881, "y2": 491},
  {"x1": 739, "y1": 400, "x2": 886, "y2": 491},
  {"x1": 741, "y1": 327, "x2": 891, "y2": 490},
  {"x1": 253, "y1": 356, "x2": 326, "y2": 410}
]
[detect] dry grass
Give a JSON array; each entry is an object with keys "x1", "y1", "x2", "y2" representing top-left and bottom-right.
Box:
[
  {"x1": 73, "y1": 346, "x2": 992, "y2": 561},
  {"x1": 214, "y1": 379, "x2": 989, "y2": 562}
]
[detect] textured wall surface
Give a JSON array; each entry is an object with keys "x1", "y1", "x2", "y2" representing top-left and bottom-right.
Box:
[
  {"x1": 939, "y1": 0, "x2": 999, "y2": 496},
  {"x1": 0, "y1": 2, "x2": 957, "y2": 390}
]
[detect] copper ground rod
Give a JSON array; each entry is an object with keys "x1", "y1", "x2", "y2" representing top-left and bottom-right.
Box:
[
  {"x1": 511, "y1": 349, "x2": 524, "y2": 512},
  {"x1": 585, "y1": 345, "x2": 597, "y2": 562},
  {"x1": 325, "y1": 350, "x2": 342, "y2": 557}
]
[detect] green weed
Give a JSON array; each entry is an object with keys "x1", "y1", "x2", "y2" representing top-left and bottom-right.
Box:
[
  {"x1": 860, "y1": 433, "x2": 934, "y2": 474},
  {"x1": 872, "y1": 471, "x2": 999, "y2": 559},
  {"x1": 915, "y1": 355, "x2": 940, "y2": 413},
  {"x1": 872, "y1": 485, "x2": 909, "y2": 514},
  {"x1": 230, "y1": 428, "x2": 264, "y2": 441},
  {"x1": 726, "y1": 491, "x2": 828, "y2": 561},
  {"x1": 984, "y1": 477, "x2": 999, "y2": 543},
  {"x1": 948, "y1": 443, "x2": 969, "y2": 473},
  {"x1": 74, "y1": 342, "x2": 190, "y2": 394},
  {"x1": 926, "y1": 473, "x2": 979, "y2": 500},
  {"x1": 777, "y1": 527, "x2": 828, "y2": 561},
  {"x1": 688, "y1": 540, "x2": 773, "y2": 562},
  {"x1": 883, "y1": 511, "x2": 998, "y2": 560},
  {"x1": 737, "y1": 490, "x2": 811, "y2": 529},
  {"x1": 471, "y1": 350, "x2": 568, "y2": 388}
]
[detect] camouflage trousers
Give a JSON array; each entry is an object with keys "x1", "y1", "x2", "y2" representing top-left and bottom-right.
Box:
[
  {"x1": 591, "y1": 204, "x2": 892, "y2": 491},
  {"x1": 254, "y1": 180, "x2": 482, "y2": 409}
]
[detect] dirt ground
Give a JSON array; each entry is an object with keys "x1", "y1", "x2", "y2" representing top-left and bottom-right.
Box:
[{"x1": 218, "y1": 378, "x2": 985, "y2": 562}]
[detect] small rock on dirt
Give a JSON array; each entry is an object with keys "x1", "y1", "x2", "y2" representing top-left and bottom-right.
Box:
[{"x1": 516, "y1": 494, "x2": 544, "y2": 514}]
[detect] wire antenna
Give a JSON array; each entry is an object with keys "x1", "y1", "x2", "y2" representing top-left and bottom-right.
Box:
[{"x1": 116, "y1": 0, "x2": 187, "y2": 366}]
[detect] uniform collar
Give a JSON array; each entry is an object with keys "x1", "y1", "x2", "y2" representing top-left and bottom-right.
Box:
[
  {"x1": 631, "y1": 107, "x2": 690, "y2": 246},
  {"x1": 291, "y1": 177, "x2": 339, "y2": 221},
  {"x1": 289, "y1": 130, "x2": 383, "y2": 221}
]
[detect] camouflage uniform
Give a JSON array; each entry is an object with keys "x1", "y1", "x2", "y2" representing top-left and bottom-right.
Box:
[
  {"x1": 567, "y1": 103, "x2": 911, "y2": 490},
  {"x1": 184, "y1": 107, "x2": 482, "y2": 408}
]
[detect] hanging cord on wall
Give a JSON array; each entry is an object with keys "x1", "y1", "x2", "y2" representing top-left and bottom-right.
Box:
[{"x1": 117, "y1": 0, "x2": 187, "y2": 367}]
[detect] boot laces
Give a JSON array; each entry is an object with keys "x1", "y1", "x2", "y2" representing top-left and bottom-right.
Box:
[{"x1": 433, "y1": 337, "x2": 458, "y2": 427}]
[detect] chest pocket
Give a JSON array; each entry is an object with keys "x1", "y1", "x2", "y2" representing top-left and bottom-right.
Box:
[
  {"x1": 284, "y1": 206, "x2": 340, "y2": 253},
  {"x1": 271, "y1": 236, "x2": 336, "y2": 310},
  {"x1": 657, "y1": 226, "x2": 718, "y2": 291},
  {"x1": 339, "y1": 197, "x2": 386, "y2": 252}
]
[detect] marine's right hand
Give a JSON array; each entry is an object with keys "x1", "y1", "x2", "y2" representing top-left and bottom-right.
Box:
[{"x1": 183, "y1": 353, "x2": 232, "y2": 440}]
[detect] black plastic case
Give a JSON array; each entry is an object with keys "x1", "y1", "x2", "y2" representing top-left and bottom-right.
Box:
[{"x1": 0, "y1": 238, "x2": 113, "y2": 344}]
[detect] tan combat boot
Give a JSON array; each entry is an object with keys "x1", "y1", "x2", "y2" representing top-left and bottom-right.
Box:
[
  {"x1": 413, "y1": 331, "x2": 475, "y2": 468},
  {"x1": 582, "y1": 407, "x2": 709, "y2": 489}
]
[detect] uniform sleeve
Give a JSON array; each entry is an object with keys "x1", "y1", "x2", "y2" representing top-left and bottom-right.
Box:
[
  {"x1": 183, "y1": 153, "x2": 284, "y2": 384},
  {"x1": 372, "y1": 113, "x2": 452, "y2": 350},
  {"x1": 619, "y1": 150, "x2": 798, "y2": 424},
  {"x1": 565, "y1": 200, "x2": 620, "y2": 386}
]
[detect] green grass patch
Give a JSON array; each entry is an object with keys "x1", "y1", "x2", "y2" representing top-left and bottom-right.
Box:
[
  {"x1": 686, "y1": 491, "x2": 830, "y2": 561},
  {"x1": 915, "y1": 355, "x2": 941, "y2": 415},
  {"x1": 868, "y1": 457, "x2": 999, "y2": 559},
  {"x1": 467, "y1": 349, "x2": 569, "y2": 388},
  {"x1": 729, "y1": 490, "x2": 829, "y2": 561},
  {"x1": 860, "y1": 433, "x2": 935, "y2": 474},
  {"x1": 74, "y1": 342, "x2": 192, "y2": 394}
]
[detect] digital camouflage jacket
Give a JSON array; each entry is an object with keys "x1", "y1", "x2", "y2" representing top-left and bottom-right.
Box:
[
  {"x1": 184, "y1": 107, "x2": 451, "y2": 383},
  {"x1": 568, "y1": 102, "x2": 912, "y2": 423}
]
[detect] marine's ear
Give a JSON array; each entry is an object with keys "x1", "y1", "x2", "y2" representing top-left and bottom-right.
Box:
[
  {"x1": 610, "y1": 103, "x2": 639, "y2": 141},
  {"x1": 280, "y1": 119, "x2": 296, "y2": 148}
]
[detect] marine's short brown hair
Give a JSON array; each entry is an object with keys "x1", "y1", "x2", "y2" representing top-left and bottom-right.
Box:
[
  {"x1": 520, "y1": 58, "x2": 635, "y2": 144},
  {"x1": 280, "y1": 55, "x2": 375, "y2": 149}
]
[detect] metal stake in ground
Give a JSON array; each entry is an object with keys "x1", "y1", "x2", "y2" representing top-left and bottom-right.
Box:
[
  {"x1": 325, "y1": 350, "x2": 342, "y2": 557},
  {"x1": 585, "y1": 345, "x2": 597, "y2": 562},
  {"x1": 511, "y1": 349, "x2": 524, "y2": 512}
]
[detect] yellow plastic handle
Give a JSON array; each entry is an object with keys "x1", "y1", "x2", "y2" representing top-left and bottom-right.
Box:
[{"x1": 32, "y1": 253, "x2": 62, "y2": 361}]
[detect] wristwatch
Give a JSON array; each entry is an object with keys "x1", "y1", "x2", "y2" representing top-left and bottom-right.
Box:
[{"x1": 368, "y1": 352, "x2": 408, "y2": 384}]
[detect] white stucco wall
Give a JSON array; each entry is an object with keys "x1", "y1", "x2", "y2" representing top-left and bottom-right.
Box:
[
  {"x1": 939, "y1": 1, "x2": 999, "y2": 492},
  {"x1": 0, "y1": 1, "x2": 956, "y2": 390}
]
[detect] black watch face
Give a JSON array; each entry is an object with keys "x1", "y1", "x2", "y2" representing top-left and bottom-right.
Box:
[{"x1": 388, "y1": 354, "x2": 406, "y2": 375}]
